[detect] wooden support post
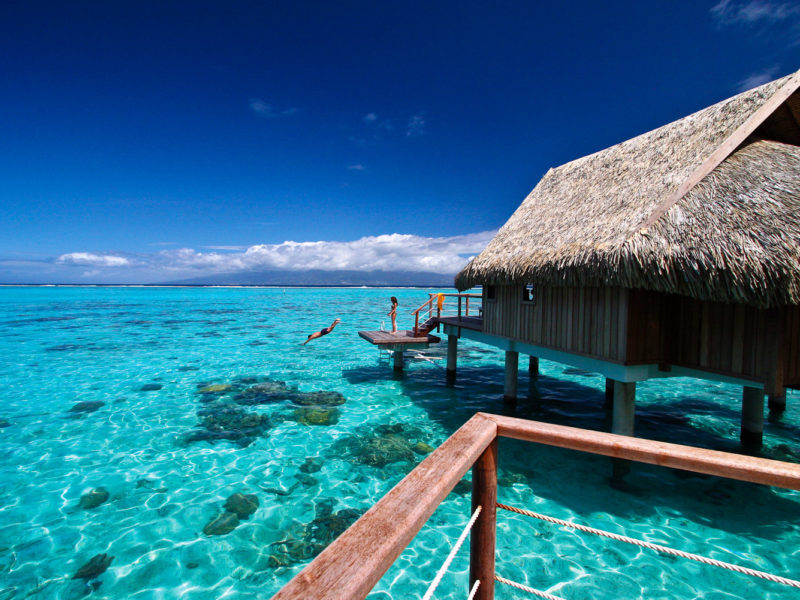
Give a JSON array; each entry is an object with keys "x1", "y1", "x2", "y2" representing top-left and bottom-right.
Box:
[
  {"x1": 604, "y1": 378, "x2": 614, "y2": 409},
  {"x1": 504, "y1": 351, "x2": 518, "y2": 404},
  {"x1": 768, "y1": 391, "x2": 787, "y2": 414},
  {"x1": 470, "y1": 439, "x2": 497, "y2": 600},
  {"x1": 742, "y1": 386, "x2": 765, "y2": 449},
  {"x1": 611, "y1": 381, "x2": 636, "y2": 481},
  {"x1": 447, "y1": 335, "x2": 458, "y2": 377},
  {"x1": 528, "y1": 355, "x2": 539, "y2": 379},
  {"x1": 393, "y1": 350, "x2": 404, "y2": 372},
  {"x1": 765, "y1": 307, "x2": 785, "y2": 417},
  {"x1": 612, "y1": 381, "x2": 636, "y2": 436}
]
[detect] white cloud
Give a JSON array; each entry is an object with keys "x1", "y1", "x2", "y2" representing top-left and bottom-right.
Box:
[
  {"x1": 737, "y1": 66, "x2": 782, "y2": 91},
  {"x1": 406, "y1": 113, "x2": 426, "y2": 137},
  {"x1": 711, "y1": 0, "x2": 799, "y2": 26},
  {"x1": 363, "y1": 112, "x2": 378, "y2": 123},
  {"x1": 57, "y1": 252, "x2": 131, "y2": 267},
  {"x1": 154, "y1": 231, "x2": 495, "y2": 274},
  {"x1": 33, "y1": 231, "x2": 497, "y2": 283},
  {"x1": 248, "y1": 98, "x2": 299, "y2": 118},
  {"x1": 347, "y1": 164, "x2": 366, "y2": 171}
]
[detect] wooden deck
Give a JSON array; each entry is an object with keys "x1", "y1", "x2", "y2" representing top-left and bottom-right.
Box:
[
  {"x1": 358, "y1": 329, "x2": 441, "y2": 349},
  {"x1": 437, "y1": 316, "x2": 483, "y2": 331}
]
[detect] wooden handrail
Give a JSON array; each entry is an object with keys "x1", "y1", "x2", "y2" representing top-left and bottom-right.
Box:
[
  {"x1": 411, "y1": 293, "x2": 483, "y2": 333},
  {"x1": 272, "y1": 413, "x2": 800, "y2": 599},
  {"x1": 490, "y1": 414, "x2": 800, "y2": 489}
]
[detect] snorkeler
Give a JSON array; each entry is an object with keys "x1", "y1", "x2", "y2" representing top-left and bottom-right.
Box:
[{"x1": 302, "y1": 318, "x2": 341, "y2": 345}]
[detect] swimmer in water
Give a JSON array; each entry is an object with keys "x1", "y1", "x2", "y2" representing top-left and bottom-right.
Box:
[{"x1": 302, "y1": 318, "x2": 341, "y2": 345}]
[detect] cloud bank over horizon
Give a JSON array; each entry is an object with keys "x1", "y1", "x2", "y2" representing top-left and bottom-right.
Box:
[{"x1": 1, "y1": 230, "x2": 496, "y2": 284}]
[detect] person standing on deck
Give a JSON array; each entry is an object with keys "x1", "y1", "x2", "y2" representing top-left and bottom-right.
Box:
[
  {"x1": 388, "y1": 297, "x2": 398, "y2": 333},
  {"x1": 302, "y1": 318, "x2": 340, "y2": 345}
]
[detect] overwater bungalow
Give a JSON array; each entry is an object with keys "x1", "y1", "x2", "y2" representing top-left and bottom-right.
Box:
[{"x1": 442, "y1": 69, "x2": 800, "y2": 449}]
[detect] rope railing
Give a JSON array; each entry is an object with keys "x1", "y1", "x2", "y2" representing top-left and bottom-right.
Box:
[
  {"x1": 497, "y1": 502, "x2": 800, "y2": 590},
  {"x1": 466, "y1": 580, "x2": 481, "y2": 600},
  {"x1": 421, "y1": 506, "x2": 482, "y2": 600},
  {"x1": 494, "y1": 575, "x2": 565, "y2": 600}
]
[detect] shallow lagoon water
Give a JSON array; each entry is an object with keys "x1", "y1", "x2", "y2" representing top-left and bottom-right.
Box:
[{"x1": 1, "y1": 286, "x2": 799, "y2": 599}]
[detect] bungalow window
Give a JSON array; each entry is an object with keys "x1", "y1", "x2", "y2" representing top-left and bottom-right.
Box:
[
  {"x1": 485, "y1": 285, "x2": 496, "y2": 301},
  {"x1": 522, "y1": 284, "x2": 535, "y2": 304}
]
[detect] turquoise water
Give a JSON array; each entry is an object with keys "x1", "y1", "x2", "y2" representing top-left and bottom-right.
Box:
[{"x1": 1, "y1": 286, "x2": 799, "y2": 600}]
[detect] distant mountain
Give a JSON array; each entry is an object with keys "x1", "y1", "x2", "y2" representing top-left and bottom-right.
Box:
[{"x1": 163, "y1": 269, "x2": 457, "y2": 287}]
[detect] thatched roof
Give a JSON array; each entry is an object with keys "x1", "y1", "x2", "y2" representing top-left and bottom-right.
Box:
[{"x1": 456, "y1": 70, "x2": 800, "y2": 308}]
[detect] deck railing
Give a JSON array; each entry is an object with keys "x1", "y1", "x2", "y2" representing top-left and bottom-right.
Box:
[
  {"x1": 271, "y1": 413, "x2": 800, "y2": 599},
  {"x1": 411, "y1": 292, "x2": 482, "y2": 335}
]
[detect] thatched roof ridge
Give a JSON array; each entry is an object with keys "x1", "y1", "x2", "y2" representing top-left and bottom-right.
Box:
[{"x1": 456, "y1": 71, "x2": 800, "y2": 307}]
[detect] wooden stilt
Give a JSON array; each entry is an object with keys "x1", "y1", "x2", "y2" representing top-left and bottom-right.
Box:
[
  {"x1": 604, "y1": 378, "x2": 614, "y2": 409},
  {"x1": 612, "y1": 381, "x2": 636, "y2": 436},
  {"x1": 742, "y1": 386, "x2": 764, "y2": 448},
  {"x1": 768, "y1": 391, "x2": 787, "y2": 414},
  {"x1": 528, "y1": 355, "x2": 539, "y2": 379},
  {"x1": 504, "y1": 351, "x2": 518, "y2": 404},
  {"x1": 447, "y1": 335, "x2": 458, "y2": 376},
  {"x1": 611, "y1": 380, "x2": 636, "y2": 481},
  {"x1": 393, "y1": 350, "x2": 404, "y2": 372},
  {"x1": 470, "y1": 439, "x2": 497, "y2": 600}
]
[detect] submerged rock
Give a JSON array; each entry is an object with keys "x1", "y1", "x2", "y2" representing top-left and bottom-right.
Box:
[
  {"x1": 0, "y1": 418, "x2": 9, "y2": 428},
  {"x1": 184, "y1": 404, "x2": 271, "y2": 448},
  {"x1": 79, "y1": 487, "x2": 110, "y2": 509},
  {"x1": 333, "y1": 423, "x2": 429, "y2": 467},
  {"x1": 203, "y1": 511, "x2": 240, "y2": 536},
  {"x1": 72, "y1": 553, "x2": 114, "y2": 580},
  {"x1": 224, "y1": 493, "x2": 259, "y2": 519},
  {"x1": 299, "y1": 457, "x2": 323, "y2": 474},
  {"x1": 295, "y1": 474, "x2": 318, "y2": 488},
  {"x1": 268, "y1": 507, "x2": 361, "y2": 567},
  {"x1": 233, "y1": 381, "x2": 292, "y2": 405},
  {"x1": 177, "y1": 366, "x2": 199, "y2": 372},
  {"x1": 200, "y1": 405, "x2": 270, "y2": 433},
  {"x1": 351, "y1": 434, "x2": 415, "y2": 467},
  {"x1": 412, "y1": 442, "x2": 435, "y2": 455},
  {"x1": 68, "y1": 401, "x2": 105, "y2": 415},
  {"x1": 291, "y1": 391, "x2": 346, "y2": 407},
  {"x1": 197, "y1": 384, "x2": 232, "y2": 394},
  {"x1": 293, "y1": 406, "x2": 340, "y2": 426},
  {"x1": 139, "y1": 383, "x2": 163, "y2": 392}
]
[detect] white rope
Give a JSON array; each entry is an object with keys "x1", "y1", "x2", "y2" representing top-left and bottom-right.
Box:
[
  {"x1": 495, "y1": 575, "x2": 566, "y2": 600},
  {"x1": 498, "y1": 503, "x2": 800, "y2": 589},
  {"x1": 466, "y1": 579, "x2": 480, "y2": 600},
  {"x1": 421, "y1": 506, "x2": 482, "y2": 600}
]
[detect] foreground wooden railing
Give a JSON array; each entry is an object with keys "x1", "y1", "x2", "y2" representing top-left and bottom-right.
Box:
[
  {"x1": 272, "y1": 413, "x2": 800, "y2": 599},
  {"x1": 411, "y1": 292, "x2": 482, "y2": 335}
]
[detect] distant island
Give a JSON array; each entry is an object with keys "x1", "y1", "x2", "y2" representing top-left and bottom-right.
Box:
[
  {"x1": 1, "y1": 269, "x2": 458, "y2": 287},
  {"x1": 166, "y1": 269, "x2": 457, "y2": 287}
]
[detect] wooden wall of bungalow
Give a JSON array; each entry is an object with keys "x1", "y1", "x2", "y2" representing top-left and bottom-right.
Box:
[{"x1": 482, "y1": 284, "x2": 800, "y2": 389}]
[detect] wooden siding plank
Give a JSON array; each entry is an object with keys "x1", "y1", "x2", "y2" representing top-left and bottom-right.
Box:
[
  {"x1": 618, "y1": 288, "x2": 629, "y2": 361},
  {"x1": 565, "y1": 288, "x2": 573, "y2": 352},
  {"x1": 699, "y1": 302, "x2": 710, "y2": 366},
  {"x1": 603, "y1": 288, "x2": 612, "y2": 358},
  {"x1": 731, "y1": 304, "x2": 745, "y2": 374}
]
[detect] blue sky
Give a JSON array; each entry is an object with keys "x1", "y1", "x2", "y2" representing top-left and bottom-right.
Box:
[{"x1": 1, "y1": 1, "x2": 799, "y2": 283}]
